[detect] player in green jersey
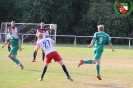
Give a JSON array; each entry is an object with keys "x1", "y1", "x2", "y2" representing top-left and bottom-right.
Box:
[
  {"x1": 78, "y1": 25, "x2": 114, "y2": 80},
  {"x1": 2, "y1": 26, "x2": 24, "y2": 70}
]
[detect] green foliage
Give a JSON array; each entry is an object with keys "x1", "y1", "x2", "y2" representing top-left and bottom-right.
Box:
[
  {"x1": 0, "y1": 0, "x2": 133, "y2": 44},
  {"x1": 0, "y1": 0, "x2": 15, "y2": 22},
  {"x1": 82, "y1": 2, "x2": 131, "y2": 37}
]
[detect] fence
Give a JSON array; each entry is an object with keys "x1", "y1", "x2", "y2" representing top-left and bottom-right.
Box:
[
  {"x1": 0, "y1": 22, "x2": 57, "y2": 44},
  {"x1": 0, "y1": 33, "x2": 133, "y2": 49}
]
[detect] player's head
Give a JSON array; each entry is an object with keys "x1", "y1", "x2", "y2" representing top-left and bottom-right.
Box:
[
  {"x1": 97, "y1": 25, "x2": 104, "y2": 32},
  {"x1": 11, "y1": 21, "x2": 15, "y2": 27},
  {"x1": 8, "y1": 26, "x2": 12, "y2": 33},
  {"x1": 40, "y1": 22, "x2": 45, "y2": 28}
]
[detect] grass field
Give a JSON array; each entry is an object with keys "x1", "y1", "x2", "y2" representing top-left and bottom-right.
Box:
[{"x1": 0, "y1": 44, "x2": 133, "y2": 88}]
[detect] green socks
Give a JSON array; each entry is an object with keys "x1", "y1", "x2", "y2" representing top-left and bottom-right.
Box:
[
  {"x1": 10, "y1": 56, "x2": 19, "y2": 64},
  {"x1": 10, "y1": 56, "x2": 23, "y2": 67},
  {"x1": 83, "y1": 60, "x2": 93, "y2": 64},
  {"x1": 96, "y1": 64, "x2": 100, "y2": 75},
  {"x1": 83, "y1": 60, "x2": 100, "y2": 75}
]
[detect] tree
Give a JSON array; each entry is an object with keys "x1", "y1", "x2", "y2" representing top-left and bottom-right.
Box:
[{"x1": 0, "y1": 0, "x2": 15, "y2": 23}]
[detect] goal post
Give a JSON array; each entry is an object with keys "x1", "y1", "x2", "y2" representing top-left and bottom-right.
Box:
[{"x1": 0, "y1": 22, "x2": 57, "y2": 43}]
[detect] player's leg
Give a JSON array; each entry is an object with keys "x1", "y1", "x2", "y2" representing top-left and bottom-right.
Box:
[
  {"x1": 39, "y1": 63, "x2": 49, "y2": 81},
  {"x1": 7, "y1": 42, "x2": 11, "y2": 52},
  {"x1": 8, "y1": 53, "x2": 18, "y2": 64},
  {"x1": 8, "y1": 54, "x2": 24, "y2": 69},
  {"x1": 39, "y1": 54, "x2": 52, "y2": 81},
  {"x1": 96, "y1": 60, "x2": 101, "y2": 80},
  {"x1": 32, "y1": 43, "x2": 37, "y2": 62},
  {"x1": 8, "y1": 47, "x2": 19, "y2": 64},
  {"x1": 78, "y1": 50, "x2": 97, "y2": 67},
  {"x1": 78, "y1": 59, "x2": 94, "y2": 67},
  {"x1": 52, "y1": 51, "x2": 73, "y2": 81},
  {"x1": 12, "y1": 54, "x2": 24, "y2": 69},
  {"x1": 58, "y1": 60, "x2": 73, "y2": 81},
  {"x1": 41, "y1": 49, "x2": 45, "y2": 61},
  {"x1": 32, "y1": 50, "x2": 37, "y2": 62},
  {"x1": 14, "y1": 55, "x2": 24, "y2": 69},
  {"x1": 94, "y1": 50, "x2": 103, "y2": 80},
  {"x1": 9, "y1": 47, "x2": 24, "y2": 69}
]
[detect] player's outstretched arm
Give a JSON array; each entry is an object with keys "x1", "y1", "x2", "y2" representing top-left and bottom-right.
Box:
[
  {"x1": 88, "y1": 39, "x2": 95, "y2": 48},
  {"x1": 108, "y1": 43, "x2": 114, "y2": 52},
  {"x1": 2, "y1": 41, "x2": 8, "y2": 48}
]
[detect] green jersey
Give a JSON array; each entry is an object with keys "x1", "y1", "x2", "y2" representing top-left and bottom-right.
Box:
[
  {"x1": 93, "y1": 32, "x2": 111, "y2": 51},
  {"x1": 7, "y1": 34, "x2": 20, "y2": 47}
]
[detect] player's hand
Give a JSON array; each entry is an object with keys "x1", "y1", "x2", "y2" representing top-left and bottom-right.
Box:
[
  {"x1": 19, "y1": 47, "x2": 22, "y2": 52},
  {"x1": 2, "y1": 45, "x2": 4, "y2": 48},
  {"x1": 88, "y1": 45, "x2": 92, "y2": 48}
]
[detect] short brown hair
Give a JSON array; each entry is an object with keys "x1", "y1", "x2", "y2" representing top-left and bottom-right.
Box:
[
  {"x1": 97, "y1": 25, "x2": 104, "y2": 31},
  {"x1": 8, "y1": 26, "x2": 12, "y2": 29},
  {"x1": 11, "y1": 21, "x2": 15, "y2": 24},
  {"x1": 7, "y1": 26, "x2": 12, "y2": 32}
]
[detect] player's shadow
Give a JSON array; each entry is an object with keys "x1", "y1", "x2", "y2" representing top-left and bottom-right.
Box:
[
  {"x1": 73, "y1": 80, "x2": 125, "y2": 88},
  {"x1": 26, "y1": 69, "x2": 41, "y2": 72},
  {"x1": 25, "y1": 69, "x2": 65, "y2": 74},
  {"x1": 88, "y1": 83, "x2": 125, "y2": 88}
]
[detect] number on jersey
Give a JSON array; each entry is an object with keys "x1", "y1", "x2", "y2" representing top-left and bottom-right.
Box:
[
  {"x1": 99, "y1": 37, "x2": 103, "y2": 44},
  {"x1": 43, "y1": 40, "x2": 50, "y2": 48}
]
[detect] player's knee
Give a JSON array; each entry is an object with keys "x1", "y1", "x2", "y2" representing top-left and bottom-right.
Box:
[
  {"x1": 34, "y1": 42, "x2": 36, "y2": 45},
  {"x1": 93, "y1": 60, "x2": 97, "y2": 64},
  {"x1": 8, "y1": 54, "x2": 11, "y2": 58},
  {"x1": 93, "y1": 60, "x2": 100, "y2": 64},
  {"x1": 97, "y1": 61, "x2": 100, "y2": 65},
  {"x1": 58, "y1": 60, "x2": 64, "y2": 65},
  {"x1": 93, "y1": 61, "x2": 96, "y2": 64}
]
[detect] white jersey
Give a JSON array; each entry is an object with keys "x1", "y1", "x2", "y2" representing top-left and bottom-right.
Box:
[
  {"x1": 12, "y1": 27, "x2": 18, "y2": 34},
  {"x1": 6, "y1": 33, "x2": 18, "y2": 39},
  {"x1": 36, "y1": 28, "x2": 49, "y2": 39},
  {"x1": 37, "y1": 38, "x2": 56, "y2": 55},
  {"x1": 6, "y1": 27, "x2": 18, "y2": 40},
  {"x1": 6, "y1": 33, "x2": 11, "y2": 39}
]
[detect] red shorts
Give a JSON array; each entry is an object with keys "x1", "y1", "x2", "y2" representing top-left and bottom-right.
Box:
[
  {"x1": 45, "y1": 51, "x2": 62, "y2": 63},
  {"x1": 8, "y1": 42, "x2": 11, "y2": 46}
]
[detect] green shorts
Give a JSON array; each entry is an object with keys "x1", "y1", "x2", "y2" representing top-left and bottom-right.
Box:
[
  {"x1": 10, "y1": 47, "x2": 19, "y2": 55},
  {"x1": 94, "y1": 50, "x2": 103, "y2": 60}
]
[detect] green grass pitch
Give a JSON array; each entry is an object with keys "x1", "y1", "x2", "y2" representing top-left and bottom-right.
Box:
[{"x1": 0, "y1": 44, "x2": 133, "y2": 88}]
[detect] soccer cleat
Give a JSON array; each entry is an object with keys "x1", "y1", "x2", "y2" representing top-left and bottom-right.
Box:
[
  {"x1": 97, "y1": 75, "x2": 102, "y2": 80},
  {"x1": 78, "y1": 60, "x2": 83, "y2": 67},
  {"x1": 31, "y1": 60, "x2": 36, "y2": 62},
  {"x1": 39, "y1": 78, "x2": 43, "y2": 81},
  {"x1": 20, "y1": 66, "x2": 24, "y2": 70},
  {"x1": 15, "y1": 63, "x2": 20, "y2": 68},
  {"x1": 67, "y1": 76, "x2": 73, "y2": 82}
]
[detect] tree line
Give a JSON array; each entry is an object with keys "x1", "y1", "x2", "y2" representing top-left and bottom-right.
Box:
[{"x1": 0, "y1": 0, "x2": 133, "y2": 44}]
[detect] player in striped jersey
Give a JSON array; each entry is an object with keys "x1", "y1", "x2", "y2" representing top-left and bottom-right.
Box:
[{"x1": 31, "y1": 22, "x2": 49, "y2": 62}]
